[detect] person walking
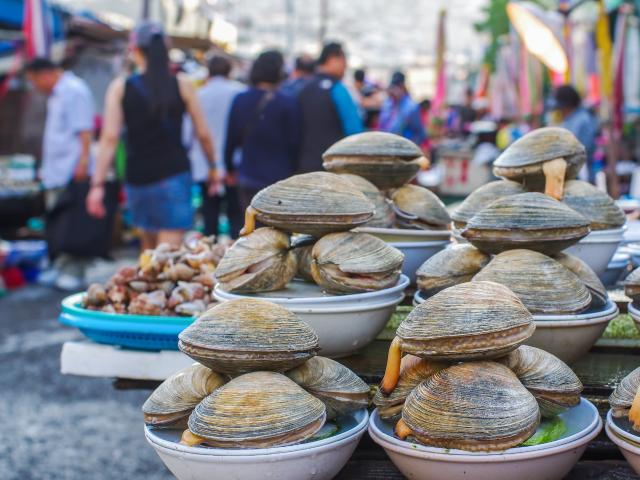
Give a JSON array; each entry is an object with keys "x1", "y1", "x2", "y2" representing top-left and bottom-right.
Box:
[
  {"x1": 185, "y1": 54, "x2": 245, "y2": 238},
  {"x1": 224, "y1": 50, "x2": 301, "y2": 211},
  {"x1": 297, "y1": 42, "x2": 364, "y2": 173},
  {"x1": 87, "y1": 22, "x2": 217, "y2": 250},
  {"x1": 378, "y1": 71, "x2": 426, "y2": 145},
  {"x1": 280, "y1": 54, "x2": 315, "y2": 97}
]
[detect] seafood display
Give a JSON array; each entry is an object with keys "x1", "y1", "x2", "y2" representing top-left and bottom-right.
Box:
[
  {"x1": 340, "y1": 173, "x2": 396, "y2": 228},
  {"x1": 451, "y1": 180, "x2": 524, "y2": 229},
  {"x1": 561, "y1": 180, "x2": 626, "y2": 231},
  {"x1": 610, "y1": 367, "x2": 640, "y2": 428},
  {"x1": 390, "y1": 184, "x2": 451, "y2": 230},
  {"x1": 625, "y1": 267, "x2": 640, "y2": 302}
]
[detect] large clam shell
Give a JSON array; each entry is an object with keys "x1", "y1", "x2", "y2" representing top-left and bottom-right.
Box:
[
  {"x1": 555, "y1": 252, "x2": 607, "y2": 308},
  {"x1": 215, "y1": 228, "x2": 297, "y2": 293},
  {"x1": 397, "y1": 281, "x2": 535, "y2": 361},
  {"x1": 286, "y1": 356, "x2": 369, "y2": 420},
  {"x1": 250, "y1": 172, "x2": 375, "y2": 236},
  {"x1": 294, "y1": 243, "x2": 315, "y2": 282},
  {"x1": 340, "y1": 173, "x2": 395, "y2": 228},
  {"x1": 461, "y1": 192, "x2": 590, "y2": 255},
  {"x1": 625, "y1": 267, "x2": 640, "y2": 301},
  {"x1": 472, "y1": 249, "x2": 592, "y2": 314},
  {"x1": 142, "y1": 363, "x2": 227, "y2": 427},
  {"x1": 610, "y1": 367, "x2": 640, "y2": 418},
  {"x1": 562, "y1": 180, "x2": 626, "y2": 230},
  {"x1": 498, "y1": 345, "x2": 582, "y2": 418},
  {"x1": 323, "y1": 131, "x2": 426, "y2": 190},
  {"x1": 451, "y1": 180, "x2": 524, "y2": 229},
  {"x1": 178, "y1": 299, "x2": 319, "y2": 375},
  {"x1": 416, "y1": 244, "x2": 490, "y2": 297},
  {"x1": 402, "y1": 361, "x2": 540, "y2": 451},
  {"x1": 493, "y1": 127, "x2": 586, "y2": 187},
  {"x1": 187, "y1": 372, "x2": 326, "y2": 448},
  {"x1": 310, "y1": 232, "x2": 404, "y2": 294},
  {"x1": 390, "y1": 185, "x2": 451, "y2": 230}
]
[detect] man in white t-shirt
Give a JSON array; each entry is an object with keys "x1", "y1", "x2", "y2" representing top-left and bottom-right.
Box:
[{"x1": 26, "y1": 58, "x2": 95, "y2": 290}]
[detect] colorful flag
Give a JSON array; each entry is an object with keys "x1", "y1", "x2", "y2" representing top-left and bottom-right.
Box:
[{"x1": 23, "y1": 0, "x2": 52, "y2": 59}]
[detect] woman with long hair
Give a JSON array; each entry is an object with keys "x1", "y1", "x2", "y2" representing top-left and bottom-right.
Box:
[{"x1": 87, "y1": 21, "x2": 218, "y2": 249}]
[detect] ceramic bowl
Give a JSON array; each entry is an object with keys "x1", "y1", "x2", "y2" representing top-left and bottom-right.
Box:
[
  {"x1": 145, "y1": 409, "x2": 368, "y2": 480},
  {"x1": 601, "y1": 251, "x2": 630, "y2": 287},
  {"x1": 564, "y1": 226, "x2": 626, "y2": 281},
  {"x1": 606, "y1": 413, "x2": 640, "y2": 476},
  {"x1": 626, "y1": 303, "x2": 640, "y2": 340},
  {"x1": 390, "y1": 240, "x2": 451, "y2": 284}
]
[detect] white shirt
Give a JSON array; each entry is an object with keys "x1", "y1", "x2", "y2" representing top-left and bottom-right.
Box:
[
  {"x1": 40, "y1": 71, "x2": 95, "y2": 189},
  {"x1": 184, "y1": 76, "x2": 245, "y2": 182}
]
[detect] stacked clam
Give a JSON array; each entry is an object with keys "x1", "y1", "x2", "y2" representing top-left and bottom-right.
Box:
[
  {"x1": 212, "y1": 171, "x2": 409, "y2": 358},
  {"x1": 144, "y1": 298, "x2": 370, "y2": 480},
  {"x1": 624, "y1": 269, "x2": 640, "y2": 330},
  {"x1": 606, "y1": 367, "x2": 640, "y2": 476},
  {"x1": 322, "y1": 131, "x2": 452, "y2": 283},
  {"x1": 368, "y1": 281, "x2": 602, "y2": 480}
]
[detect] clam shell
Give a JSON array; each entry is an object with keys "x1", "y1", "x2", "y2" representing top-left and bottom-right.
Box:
[
  {"x1": 323, "y1": 132, "x2": 425, "y2": 189},
  {"x1": 473, "y1": 250, "x2": 592, "y2": 314},
  {"x1": 416, "y1": 244, "x2": 490, "y2": 296},
  {"x1": 188, "y1": 372, "x2": 326, "y2": 448},
  {"x1": 215, "y1": 228, "x2": 297, "y2": 293},
  {"x1": 250, "y1": 172, "x2": 374, "y2": 236},
  {"x1": 391, "y1": 185, "x2": 451, "y2": 230},
  {"x1": 286, "y1": 357, "x2": 369, "y2": 420},
  {"x1": 340, "y1": 173, "x2": 395, "y2": 228},
  {"x1": 610, "y1": 367, "x2": 640, "y2": 417},
  {"x1": 450, "y1": 180, "x2": 524, "y2": 228},
  {"x1": 402, "y1": 361, "x2": 540, "y2": 451},
  {"x1": 625, "y1": 267, "x2": 640, "y2": 301},
  {"x1": 310, "y1": 232, "x2": 404, "y2": 294},
  {"x1": 493, "y1": 127, "x2": 586, "y2": 187},
  {"x1": 562, "y1": 180, "x2": 626, "y2": 230},
  {"x1": 555, "y1": 252, "x2": 607, "y2": 308},
  {"x1": 397, "y1": 281, "x2": 535, "y2": 361},
  {"x1": 498, "y1": 345, "x2": 582, "y2": 418},
  {"x1": 461, "y1": 192, "x2": 590, "y2": 255},
  {"x1": 178, "y1": 299, "x2": 319, "y2": 375},
  {"x1": 142, "y1": 364, "x2": 227, "y2": 427},
  {"x1": 294, "y1": 244, "x2": 315, "y2": 282}
]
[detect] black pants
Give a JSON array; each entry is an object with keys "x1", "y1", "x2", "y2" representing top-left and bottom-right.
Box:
[
  {"x1": 199, "y1": 183, "x2": 243, "y2": 239},
  {"x1": 238, "y1": 186, "x2": 262, "y2": 215}
]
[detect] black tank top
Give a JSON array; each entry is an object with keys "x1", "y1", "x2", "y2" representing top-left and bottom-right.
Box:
[{"x1": 122, "y1": 74, "x2": 190, "y2": 185}]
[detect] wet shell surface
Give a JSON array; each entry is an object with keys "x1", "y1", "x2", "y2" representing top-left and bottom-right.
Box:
[
  {"x1": 555, "y1": 252, "x2": 607, "y2": 308},
  {"x1": 215, "y1": 228, "x2": 297, "y2": 293},
  {"x1": 498, "y1": 345, "x2": 582, "y2": 418},
  {"x1": 340, "y1": 173, "x2": 396, "y2": 228},
  {"x1": 286, "y1": 356, "x2": 369, "y2": 420},
  {"x1": 323, "y1": 131, "x2": 426, "y2": 190},
  {"x1": 461, "y1": 192, "x2": 590, "y2": 255},
  {"x1": 473, "y1": 249, "x2": 592, "y2": 314},
  {"x1": 310, "y1": 232, "x2": 404, "y2": 294},
  {"x1": 178, "y1": 298, "x2": 319, "y2": 375},
  {"x1": 397, "y1": 281, "x2": 535, "y2": 361},
  {"x1": 250, "y1": 172, "x2": 375, "y2": 236},
  {"x1": 610, "y1": 367, "x2": 640, "y2": 418},
  {"x1": 294, "y1": 243, "x2": 315, "y2": 282},
  {"x1": 187, "y1": 372, "x2": 326, "y2": 448},
  {"x1": 390, "y1": 185, "x2": 451, "y2": 230},
  {"x1": 416, "y1": 244, "x2": 490, "y2": 297},
  {"x1": 561, "y1": 180, "x2": 626, "y2": 230},
  {"x1": 625, "y1": 267, "x2": 640, "y2": 301},
  {"x1": 143, "y1": 364, "x2": 227, "y2": 427},
  {"x1": 402, "y1": 362, "x2": 540, "y2": 451},
  {"x1": 451, "y1": 180, "x2": 525, "y2": 228}
]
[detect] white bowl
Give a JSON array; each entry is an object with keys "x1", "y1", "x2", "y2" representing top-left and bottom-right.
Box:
[
  {"x1": 390, "y1": 241, "x2": 450, "y2": 284},
  {"x1": 606, "y1": 409, "x2": 640, "y2": 445},
  {"x1": 354, "y1": 226, "x2": 452, "y2": 243},
  {"x1": 626, "y1": 302, "x2": 640, "y2": 337},
  {"x1": 145, "y1": 409, "x2": 368, "y2": 480},
  {"x1": 564, "y1": 226, "x2": 626, "y2": 281},
  {"x1": 606, "y1": 417, "x2": 640, "y2": 476},
  {"x1": 369, "y1": 403, "x2": 602, "y2": 480},
  {"x1": 214, "y1": 280, "x2": 408, "y2": 358}
]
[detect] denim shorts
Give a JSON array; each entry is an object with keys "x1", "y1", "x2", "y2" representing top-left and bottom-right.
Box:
[{"x1": 125, "y1": 171, "x2": 193, "y2": 231}]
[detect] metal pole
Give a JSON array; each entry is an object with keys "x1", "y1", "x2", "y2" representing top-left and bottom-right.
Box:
[
  {"x1": 319, "y1": 0, "x2": 328, "y2": 47},
  {"x1": 141, "y1": 0, "x2": 151, "y2": 20}
]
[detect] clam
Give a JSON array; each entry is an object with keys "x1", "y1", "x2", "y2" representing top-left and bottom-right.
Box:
[
  {"x1": 294, "y1": 243, "x2": 315, "y2": 282},
  {"x1": 472, "y1": 249, "x2": 592, "y2": 314},
  {"x1": 310, "y1": 232, "x2": 404, "y2": 294},
  {"x1": 340, "y1": 173, "x2": 395, "y2": 228},
  {"x1": 610, "y1": 367, "x2": 640, "y2": 431},
  {"x1": 373, "y1": 355, "x2": 445, "y2": 421},
  {"x1": 451, "y1": 180, "x2": 525, "y2": 229},
  {"x1": 461, "y1": 192, "x2": 590, "y2": 255},
  {"x1": 240, "y1": 172, "x2": 374, "y2": 237},
  {"x1": 142, "y1": 363, "x2": 227, "y2": 427},
  {"x1": 492, "y1": 127, "x2": 586, "y2": 199},
  {"x1": 395, "y1": 362, "x2": 540, "y2": 452},
  {"x1": 390, "y1": 185, "x2": 451, "y2": 230},
  {"x1": 625, "y1": 267, "x2": 640, "y2": 302},
  {"x1": 416, "y1": 244, "x2": 490, "y2": 297},
  {"x1": 562, "y1": 180, "x2": 626, "y2": 230},
  {"x1": 286, "y1": 356, "x2": 369, "y2": 419},
  {"x1": 322, "y1": 131, "x2": 429, "y2": 190},
  {"x1": 379, "y1": 281, "x2": 534, "y2": 394},
  {"x1": 84, "y1": 283, "x2": 107, "y2": 307},
  {"x1": 215, "y1": 228, "x2": 297, "y2": 293},
  {"x1": 498, "y1": 345, "x2": 582, "y2": 417},
  {"x1": 181, "y1": 372, "x2": 326, "y2": 448},
  {"x1": 178, "y1": 298, "x2": 319, "y2": 375},
  {"x1": 555, "y1": 252, "x2": 607, "y2": 308}
]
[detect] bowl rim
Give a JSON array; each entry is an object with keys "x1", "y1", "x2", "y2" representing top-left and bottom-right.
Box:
[
  {"x1": 354, "y1": 226, "x2": 452, "y2": 239},
  {"x1": 627, "y1": 302, "x2": 640, "y2": 322},
  {"x1": 283, "y1": 294, "x2": 404, "y2": 314},
  {"x1": 606, "y1": 409, "x2": 640, "y2": 445},
  {"x1": 606, "y1": 421, "x2": 640, "y2": 455},
  {"x1": 389, "y1": 240, "x2": 452, "y2": 248},
  {"x1": 144, "y1": 408, "x2": 368, "y2": 458}
]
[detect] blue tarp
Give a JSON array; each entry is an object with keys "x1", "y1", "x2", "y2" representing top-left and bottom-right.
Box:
[{"x1": 0, "y1": 0, "x2": 66, "y2": 39}]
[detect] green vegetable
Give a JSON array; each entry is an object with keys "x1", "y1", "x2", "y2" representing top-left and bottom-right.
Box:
[
  {"x1": 521, "y1": 417, "x2": 567, "y2": 447},
  {"x1": 603, "y1": 314, "x2": 640, "y2": 340}
]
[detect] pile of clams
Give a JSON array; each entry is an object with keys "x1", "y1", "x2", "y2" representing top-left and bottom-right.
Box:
[{"x1": 144, "y1": 298, "x2": 369, "y2": 449}]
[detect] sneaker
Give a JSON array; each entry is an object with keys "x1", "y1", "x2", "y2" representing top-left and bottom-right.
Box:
[
  {"x1": 37, "y1": 268, "x2": 60, "y2": 287},
  {"x1": 55, "y1": 273, "x2": 85, "y2": 292}
]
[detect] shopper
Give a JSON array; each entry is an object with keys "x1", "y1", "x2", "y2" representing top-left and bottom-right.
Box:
[
  {"x1": 352, "y1": 68, "x2": 383, "y2": 128},
  {"x1": 297, "y1": 42, "x2": 363, "y2": 173},
  {"x1": 224, "y1": 50, "x2": 300, "y2": 211},
  {"x1": 185, "y1": 54, "x2": 244, "y2": 238},
  {"x1": 280, "y1": 54, "x2": 315, "y2": 97},
  {"x1": 87, "y1": 21, "x2": 217, "y2": 250},
  {"x1": 378, "y1": 71, "x2": 426, "y2": 145}
]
